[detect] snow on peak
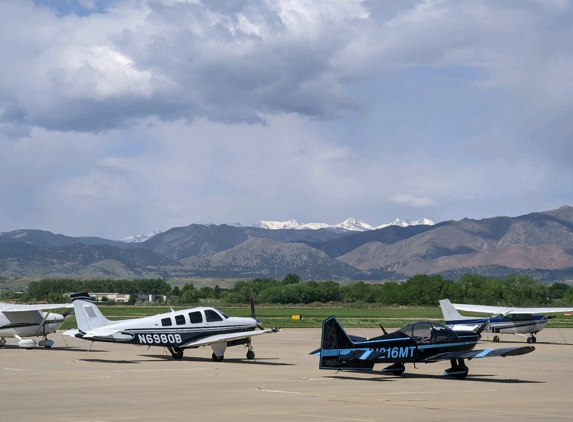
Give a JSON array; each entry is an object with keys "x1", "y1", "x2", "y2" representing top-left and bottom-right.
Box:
[
  {"x1": 251, "y1": 217, "x2": 434, "y2": 231},
  {"x1": 122, "y1": 231, "x2": 162, "y2": 243},
  {"x1": 253, "y1": 219, "x2": 302, "y2": 230},
  {"x1": 335, "y1": 218, "x2": 374, "y2": 231}
]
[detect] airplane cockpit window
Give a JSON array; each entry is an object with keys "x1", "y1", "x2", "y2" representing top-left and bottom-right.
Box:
[
  {"x1": 492, "y1": 313, "x2": 504, "y2": 319},
  {"x1": 205, "y1": 309, "x2": 223, "y2": 322},
  {"x1": 432, "y1": 324, "x2": 457, "y2": 343},
  {"x1": 398, "y1": 322, "x2": 444, "y2": 344},
  {"x1": 189, "y1": 311, "x2": 203, "y2": 324},
  {"x1": 411, "y1": 322, "x2": 433, "y2": 343},
  {"x1": 161, "y1": 317, "x2": 173, "y2": 327},
  {"x1": 175, "y1": 314, "x2": 186, "y2": 325}
]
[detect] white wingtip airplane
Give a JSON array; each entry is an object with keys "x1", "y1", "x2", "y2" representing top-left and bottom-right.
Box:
[
  {"x1": 0, "y1": 302, "x2": 73, "y2": 349},
  {"x1": 65, "y1": 291, "x2": 280, "y2": 360},
  {"x1": 440, "y1": 298, "x2": 573, "y2": 343}
]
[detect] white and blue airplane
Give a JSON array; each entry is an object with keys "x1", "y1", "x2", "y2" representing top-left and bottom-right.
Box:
[
  {"x1": 65, "y1": 291, "x2": 280, "y2": 360},
  {"x1": 0, "y1": 302, "x2": 73, "y2": 349},
  {"x1": 440, "y1": 299, "x2": 573, "y2": 343}
]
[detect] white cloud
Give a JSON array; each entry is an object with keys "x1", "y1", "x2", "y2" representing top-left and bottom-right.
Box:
[{"x1": 390, "y1": 194, "x2": 436, "y2": 207}]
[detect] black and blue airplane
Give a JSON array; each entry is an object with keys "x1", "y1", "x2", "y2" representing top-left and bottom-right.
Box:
[{"x1": 315, "y1": 317, "x2": 534, "y2": 379}]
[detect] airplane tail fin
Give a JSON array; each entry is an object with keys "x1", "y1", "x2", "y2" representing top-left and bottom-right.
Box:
[
  {"x1": 319, "y1": 317, "x2": 374, "y2": 371},
  {"x1": 70, "y1": 292, "x2": 113, "y2": 332},
  {"x1": 440, "y1": 299, "x2": 472, "y2": 322}
]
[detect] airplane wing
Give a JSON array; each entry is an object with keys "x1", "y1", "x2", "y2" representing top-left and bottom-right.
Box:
[
  {"x1": 0, "y1": 303, "x2": 73, "y2": 312},
  {"x1": 452, "y1": 303, "x2": 573, "y2": 315},
  {"x1": 426, "y1": 346, "x2": 535, "y2": 362},
  {"x1": 2, "y1": 309, "x2": 46, "y2": 326},
  {"x1": 179, "y1": 328, "x2": 280, "y2": 349}
]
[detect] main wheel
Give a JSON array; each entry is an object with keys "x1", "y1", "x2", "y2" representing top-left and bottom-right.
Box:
[
  {"x1": 527, "y1": 337, "x2": 533, "y2": 343},
  {"x1": 246, "y1": 350, "x2": 255, "y2": 360},
  {"x1": 171, "y1": 348, "x2": 184, "y2": 360},
  {"x1": 44, "y1": 345, "x2": 52, "y2": 349},
  {"x1": 493, "y1": 335, "x2": 500, "y2": 342},
  {"x1": 212, "y1": 353, "x2": 224, "y2": 362},
  {"x1": 455, "y1": 373, "x2": 467, "y2": 380},
  {"x1": 532, "y1": 336, "x2": 537, "y2": 343}
]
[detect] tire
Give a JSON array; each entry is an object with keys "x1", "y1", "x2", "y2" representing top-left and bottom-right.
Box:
[
  {"x1": 527, "y1": 337, "x2": 533, "y2": 344},
  {"x1": 493, "y1": 336, "x2": 500, "y2": 342},
  {"x1": 171, "y1": 349, "x2": 184, "y2": 360},
  {"x1": 246, "y1": 350, "x2": 255, "y2": 360},
  {"x1": 212, "y1": 353, "x2": 224, "y2": 362},
  {"x1": 532, "y1": 337, "x2": 537, "y2": 343}
]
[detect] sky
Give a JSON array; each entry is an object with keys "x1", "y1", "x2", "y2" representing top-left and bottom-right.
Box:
[{"x1": 1, "y1": 0, "x2": 573, "y2": 239}]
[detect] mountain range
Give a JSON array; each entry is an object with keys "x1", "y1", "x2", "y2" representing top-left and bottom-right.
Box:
[
  {"x1": 121, "y1": 217, "x2": 435, "y2": 242},
  {"x1": 1, "y1": 207, "x2": 573, "y2": 282}
]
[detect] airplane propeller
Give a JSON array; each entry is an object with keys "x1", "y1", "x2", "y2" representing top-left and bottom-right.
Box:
[
  {"x1": 63, "y1": 309, "x2": 74, "y2": 318},
  {"x1": 476, "y1": 320, "x2": 490, "y2": 335},
  {"x1": 250, "y1": 298, "x2": 265, "y2": 330}
]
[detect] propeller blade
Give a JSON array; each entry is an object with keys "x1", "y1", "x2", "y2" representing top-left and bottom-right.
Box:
[
  {"x1": 476, "y1": 320, "x2": 489, "y2": 335},
  {"x1": 63, "y1": 309, "x2": 74, "y2": 318},
  {"x1": 250, "y1": 297, "x2": 256, "y2": 320}
]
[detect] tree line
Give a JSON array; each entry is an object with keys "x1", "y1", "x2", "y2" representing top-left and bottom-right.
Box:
[{"x1": 14, "y1": 273, "x2": 573, "y2": 307}]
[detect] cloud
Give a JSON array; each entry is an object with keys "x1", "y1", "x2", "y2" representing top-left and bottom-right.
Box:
[
  {"x1": 390, "y1": 194, "x2": 435, "y2": 207},
  {"x1": 1, "y1": 1, "x2": 573, "y2": 238}
]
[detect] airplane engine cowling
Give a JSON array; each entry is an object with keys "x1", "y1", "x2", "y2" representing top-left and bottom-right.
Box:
[{"x1": 18, "y1": 339, "x2": 37, "y2": 348}]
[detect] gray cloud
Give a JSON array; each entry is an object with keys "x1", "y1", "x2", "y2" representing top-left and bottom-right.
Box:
[{"x1": 1, "y1": 0, "x2": 573, "y2": 237}]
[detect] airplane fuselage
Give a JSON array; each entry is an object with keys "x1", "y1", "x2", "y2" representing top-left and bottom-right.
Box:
[
  {"x1": 71, "y1": 307, "x2": 258, "y2": 350},
  {"x1": 448, "y1": 314, "x2": 547, "y2": 335}
]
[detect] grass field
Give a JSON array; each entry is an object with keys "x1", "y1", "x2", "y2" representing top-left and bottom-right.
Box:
[{"x1": 58, "y1": 306, "x2": 573, "y2": 330}]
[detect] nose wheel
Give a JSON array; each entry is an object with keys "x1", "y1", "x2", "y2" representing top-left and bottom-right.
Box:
[
  {"x1": 0, "y1": 338, "x2": 6, "y2": 348},
  {"x1": 493, "y1": 335, "x2": 500, "y2": 342},
  {"x1": 527, "y1": 335, "x2": 537, "y2": 343}
]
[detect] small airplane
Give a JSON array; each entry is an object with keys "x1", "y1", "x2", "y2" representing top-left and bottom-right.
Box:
[
  {"x1": 0, "y1": 302, "x2": 73, "y2": 349},
  {"x1": 440, "y1": 299, "x2": 573, "y2": 343},
  {"x1": 314, "y1": 316, "x2": 534, "y2": 379},
  {"x1": 65, "y1": 291, "x2": 280, "y2": 360}
]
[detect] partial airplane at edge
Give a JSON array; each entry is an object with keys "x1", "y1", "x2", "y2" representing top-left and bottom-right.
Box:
[
  {"x1": 314, "y1": 317, "x2": 534, "y2": 380},
  {"x1": 440, "y1": 299, "x2": 573, "y2": 343},
  {"x1": 0, "y1": 302, "x2": 73, "y2": 349},
  {"x1": 65, "y1": 292, "x2": 280, "y2": 360}
]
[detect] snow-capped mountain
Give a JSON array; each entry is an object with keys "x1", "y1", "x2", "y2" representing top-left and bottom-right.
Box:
[
  {"x1": 253, "y1": 217, "x2": 434, "y2": 232},
  {"x1": 122, "y1": 231, "x2": 163, "y2": 243}
]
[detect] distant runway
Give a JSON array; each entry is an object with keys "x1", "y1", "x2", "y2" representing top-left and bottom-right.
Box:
[{"x1": 2, "y1": 328, "x2": 573, "y2": 421}]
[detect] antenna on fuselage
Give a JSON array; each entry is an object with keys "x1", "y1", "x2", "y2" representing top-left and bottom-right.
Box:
[{"x1": 379, "y1": 324, "x2": 388, "y2": 335}]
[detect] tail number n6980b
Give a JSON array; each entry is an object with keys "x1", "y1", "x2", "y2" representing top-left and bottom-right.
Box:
[{"x1": 138, "y1": 333, "x2": 182, "y2": 344}]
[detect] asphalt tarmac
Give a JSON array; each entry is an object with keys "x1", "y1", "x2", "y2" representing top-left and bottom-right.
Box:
[{"x1": 1, "y1": 328, "x2": 573, "y2": 421}]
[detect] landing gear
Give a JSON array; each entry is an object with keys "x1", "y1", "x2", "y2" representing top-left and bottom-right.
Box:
[
  {"x1": 168, "y1": 347, "x2": 184, "y2": 360},
  {"x1": 493, "y1": 335, "x2": 500, "y2": 342},
  {"x1": 246, "y1": 339, "x2": 255, "y2": 360},
  {"x1": 382, "y1": 362, "x2": 406, "y2": 376},
  {"x1": 0, "y1": 338, "x2": 5, "y2": 348},
  {"x1": 212, "y1": 353, "x2": 224, "y2": 362},
  {"x1": 527, "y1": 335, "x2": 537, "y2": 344},
  {"x1": 445, "y1": 359, "x2": 469, "y2": 380}
]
